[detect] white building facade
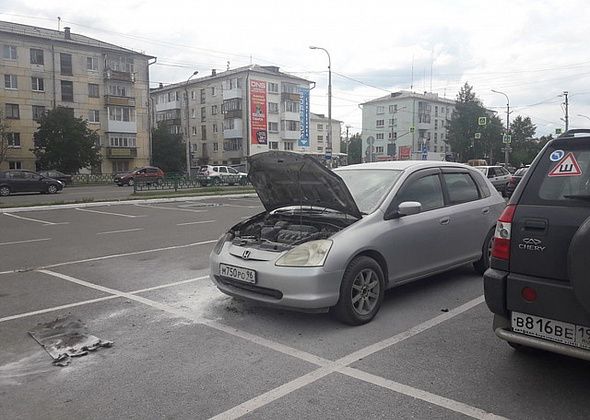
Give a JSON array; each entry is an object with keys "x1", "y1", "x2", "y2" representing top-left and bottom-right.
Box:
[{"x1": 361, "y1": 91, "x2": 455, "y2": 162}]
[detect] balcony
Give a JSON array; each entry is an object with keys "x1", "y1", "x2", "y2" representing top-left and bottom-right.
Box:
[
  {"x1": 223, "y1": 109, "x2": 242, "y2": 119},
  {"x1": 281, "y1": 130, "x2": 300, "y2": 140},
  {"x1": 281, "y1": 92, "x2": 300, "y2": 102},
  {"x1": 107, "y1": 120, "x2": 137, "y2": 133},
  {"x1": 281, "y1": 111, "x2": 299, "y2": 121},
  {"x1": 155, "y1": 100, "x2": 181, "y2": 112},
  {"x1": 223, "y1": 87, "x2": 242, "y2": 100},
  {"x1": 106, "y1": 147, "x2": 137, "y2": 159},
  {"x1": 104, "y1": 69, "x2": 134, "y2": 83},
  {"x1": 224, "y1": 126, "x2": 243, "y2": 139},
  {"x1": 105, "y1": 95, "x2": 136, "y2": 107},
  {"x1": 160, "y1": 118, "x2": 182, "y2": 126}
]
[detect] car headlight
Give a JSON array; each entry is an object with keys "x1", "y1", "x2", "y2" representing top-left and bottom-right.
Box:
[
  {"x1": 275, "y1": 240, "x2": 333, "y2": 267},
  {"x1": 57, "y1": 180, "x2": 64, "y2": 186},
  {"x1": 213, "y1": 232, "x2": 233, "y2": 255}
]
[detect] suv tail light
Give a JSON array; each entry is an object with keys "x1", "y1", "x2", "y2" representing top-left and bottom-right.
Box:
[{"x1": 491, "y1": 204, "x2": 516, "y2": 261}]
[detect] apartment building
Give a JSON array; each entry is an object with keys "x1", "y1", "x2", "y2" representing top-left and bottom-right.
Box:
[
  {"x1": 309, "y1": 112, "x2": 342, "y2": 161},
  {"x1": 361, "y1": 91, "x2": 455, "y2": 162},
  {"x1": 150, "y1": 65, "x2": 316, "y2": 169},
  {"x1": 0, "y1": 20, "x2": 154, "y2": 173}
]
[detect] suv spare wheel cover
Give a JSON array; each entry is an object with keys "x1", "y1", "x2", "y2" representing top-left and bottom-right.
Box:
[{"x1": 569, "y1": 216, "x2": 590, "y2": 313}]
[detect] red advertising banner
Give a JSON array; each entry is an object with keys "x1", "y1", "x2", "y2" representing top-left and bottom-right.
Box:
[
  {"x1": 399, "y1": 146, "x2": 412, "y2": 160},
  {"x1": 250, "y1": 80, "x2": 268, "y2": 145}
]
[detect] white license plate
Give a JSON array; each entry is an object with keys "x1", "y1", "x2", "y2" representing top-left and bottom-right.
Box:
[
  {"x1": 219, "y1": 263, "x2": 256, "y2": 284},
  {"x1": 511, "y1": 312, "x2": 590, "y2": 349}
]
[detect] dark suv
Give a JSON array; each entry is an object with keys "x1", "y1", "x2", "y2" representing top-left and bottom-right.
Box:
[{"x1": 484, "y1": 129, "x2": 590, "y2": 361}]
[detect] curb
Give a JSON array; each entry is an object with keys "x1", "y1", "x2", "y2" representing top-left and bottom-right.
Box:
[{"x1": 0, "y1": 193, "x2": 259, "y2": 213}]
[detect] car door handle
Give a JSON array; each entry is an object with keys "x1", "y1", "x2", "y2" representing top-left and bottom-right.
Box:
[
  {"x1": 523, "y1": 219, "x2": 547, "y2": 232},
  {"x1": 482, "y1": 207, "x2": 490, "y2": 215},
  {"x1": 439, "y1": 217, "x2": 450, "y2": 225}
]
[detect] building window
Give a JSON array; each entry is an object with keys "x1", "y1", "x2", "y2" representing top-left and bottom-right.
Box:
[
  {"x1": 435, "y1": 106, "x2": 438, "y2": 117},
  {"x1": 190, "y1": 90, "x2": 195, "y2": 100},
  {"x1": 5, "y1": 103, "x2": 19, "y2": 119},
  {"x1": 317, "y1": 146, "x2": 323, "y2": 151},
  {"x1": 375, "y1": 146, "x2": 384, "y2": 154},
  {"x1": 223, "y1": 119, "x2": 235, "y2": 130},
  {"x1": 3, "y1": 45, "x2": 17, "y2": 59},
  {"x1": 9, "y1": 161, "x2": 22, "y2": 170},
  {"x1": 200, "y1": 89, "x2": 206, "y2": 104},
  {"x1": 376, "y1": 106, "x2": 385, "y2": 114},
  {"x1": 60, "y1": 53, "x2": 73, "y2": 76},
  {"x1": 201, "y1": 125, "x2": 207, "y2": 140},
  {"x1": 211, "y1": 105, "x2": 218, "y2": 115},
  {"x1": 109, "y1": 135, "x2": 136, "y2": 147},
  {"x1": 376, "y1": 133, "x2": 384, "y2": 140},
  {"x1": 31, "y1": 77, "x2": 44, "y2": 92},
  {"x1": 268, "y1": 82, "x2": 279, "y2": 93},
  {"x1": 88, "y1": 110, "x2": 100, "y2": 123},
  {"x1": 281, "y1": 120, "x2": 299, "y2": 131},
  {"x1": 389, "y1": 105, "x2": 397, "y2": 113},
  {"x1": 87, "y1": 56, "x2": 98, "y2": 71},
  {"x1": 109, "y1": 85, "x2": 128, "y2": 97},
  {"x1": 61, "y1": 80, "x2": 73, "y2": 102},
  {"x1": 4, "y1": 74, "x2": 17, "y2": 89},
  {"x1": 268, "y1": 122, "x2": 278, "y2": 133},
  {"x1": 191, "y1": 126, "x2": 197, "y2": 135},
  {"x1": 108, "y1": 106, "x2": 135, "y2": 122},
  {"x1": 317, "y1": 123, "x2": 323, "y2": 130},
  {"x1": 269, "y1": 141, "x2": 279, "y2": 150},
  {"x1": 211, "y1": 87, "x2": 216, "y2": 96},
  {"x1": 376, "y1": 120, "x2": 384, "y2": 128},
  {"x1": 283, "y1": 101, "x2": 299, "y2": 113},
  {"x1": 284, "y1": 142, "x2": 294, "y2": 151},
  {"x1": 317, "y1": 135, "x2": 323, "y2": 143},
  {"x1": 222, "y1": 98, "x2": 242, "y2": 113},
  {"x1": 434, "y1": 119, "x2": 438, "y2": 129},
  {"x1": 108, "y1": 55, "x2": 134, "y2": 73},
  {"x1": 201, "y1": 107, "x2": 206, "y2": 122},
  {"x1": 281, "y1": 83, "x2": 298, "y2": 94},
  {"x1": 88, "y1": 83, "x2": 99, "y2": 98},
  {"x1": 32, "y1": 105, "x2": 46, "y2": 121},
  {"x1": 212, "y1": 123, "x2": 218, "y2": 133},
  {"x1": 268, "y1": 102, "x2": 279, "y2": 114},
  {"x1": 7, "y1": 133, "x2": 20, "y2": 147},
  {"x1": 191, "y1": 108, "x2": 196, "y2": 118},
  {"x1": 223, "y1": 138, "x2": 242, "y2": 151},
  {"x1": 30, "y1": 48, "x2": 44, "y2": 65}
]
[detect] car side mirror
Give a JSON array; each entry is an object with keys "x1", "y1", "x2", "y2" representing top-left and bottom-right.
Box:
[{"x1": 384, "y1": 201, "x2": 422, "y2": 220}]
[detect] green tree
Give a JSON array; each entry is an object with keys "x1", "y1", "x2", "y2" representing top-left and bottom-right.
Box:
[
  {"x1": 446, "y1": 83, "x2": 503, "y2": 162},
  {"x1": 33, "y1": 107, "x2": 101, "y2": 173},
  {"x1": 509, "y1": 115, "x2": 537, "y2": 166},
  {"x1": 152, "y1": 124, "x2": 186, "y2": 173},
  {"x1": 346, "y1": 133, "x2": 362, "y2": 164},
  {"x1": 0, "y1": 111, "x2": 10, "y2": 167}
]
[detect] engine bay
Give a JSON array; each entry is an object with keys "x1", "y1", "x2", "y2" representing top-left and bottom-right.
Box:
[{"x1": 231, "y1": 211, "x2": 357, "y2": 252}]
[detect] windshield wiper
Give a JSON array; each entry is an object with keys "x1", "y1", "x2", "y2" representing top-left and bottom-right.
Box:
[{"x1": 563, "y1": 194, "x2": 590, "y2": 200}]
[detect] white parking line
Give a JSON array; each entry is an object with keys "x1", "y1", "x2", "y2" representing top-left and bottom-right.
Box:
[
  {"x1": 134, "y1": 203, "x2": 208, "y2": 213},
  {"x1": 3, "y1": 213, "x2": 67, "y2": 225},
  {"x1": 0, "y1": 239, "x2": 218, "y2": 275},
  {"x1": 28, "y1": 268, "x2": 500, "y2": 419},
  {"x1": 96, "y1": 228, "x2": 144, "y2": 235},
  {"x1": 0, "y1": 238, "x2": 51, "y2": 246},
  {"x1": 176, "y1": 220, "x2": 216, "y2": 226},
  {"x1": 223, "y1": 204, "x2": 262, "y2": 209},
  {"x1": 76, "y1": 208, "x2": 146, "y2": 218}
]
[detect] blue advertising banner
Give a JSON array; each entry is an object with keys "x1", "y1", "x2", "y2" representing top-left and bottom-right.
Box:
[{"x1": 299, "y1": 87, "x2": 310, "y2": 148}]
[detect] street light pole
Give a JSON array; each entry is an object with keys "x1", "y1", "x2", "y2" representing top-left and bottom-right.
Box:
[
  {"x1": 491, "y1": 89, "x2": 510, "y2": 165},
  {"x1": 184, "y1": 70, "x2": 198, "y2": 177},
  {"x1": 309, "y1": 46, "x2": 331, "y2": 164}
]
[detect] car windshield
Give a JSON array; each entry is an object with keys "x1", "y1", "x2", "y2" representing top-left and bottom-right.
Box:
[{"x1": 336, "y1": 169, "x2": 403, "y2": 214}]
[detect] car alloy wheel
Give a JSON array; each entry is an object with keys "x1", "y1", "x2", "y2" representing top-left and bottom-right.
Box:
[
  {"x1": 333, "y1": 256, "x2": 384, "y2": 325},
  {"x1": 47, "y1": 185, "x2": 58, "y2": 194},
  {"x1": 474, "y1": 228, "x2": 494, "y2": 275},
  {"x1": 128, "y1": 178, "x2": 134, "y2": 186},
  {"x1": 0, "y1": 186, "x2": 10, "y2": 196}
]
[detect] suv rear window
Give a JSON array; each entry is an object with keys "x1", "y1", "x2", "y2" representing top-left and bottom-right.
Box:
[{"x1": 520, "y1": 140, "x2": 590, "y2": 207}]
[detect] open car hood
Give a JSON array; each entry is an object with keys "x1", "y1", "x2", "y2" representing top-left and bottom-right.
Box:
[{"x1": 248, "y1": 151, "x2": 362, "y2": 219}]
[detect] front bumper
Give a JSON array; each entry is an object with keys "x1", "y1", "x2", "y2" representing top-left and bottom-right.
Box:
[{"x1": 209, "y1": 246, "x2": 344, "y2": 310}]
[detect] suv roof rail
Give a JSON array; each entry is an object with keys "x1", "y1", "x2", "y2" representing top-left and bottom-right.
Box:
[{"x1": 557, "y1": 129, "x2": 590, "y2": 138}]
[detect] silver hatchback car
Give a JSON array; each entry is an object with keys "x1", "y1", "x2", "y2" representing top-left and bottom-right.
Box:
[{"x1": 210, "y1": 152, "x2": 505, "y2": 325}]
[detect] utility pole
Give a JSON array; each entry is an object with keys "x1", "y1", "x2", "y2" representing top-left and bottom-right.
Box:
[
  {"x1": 563, "y1": 91, "x2": 569, "y2": 131},
  {"x1": 492, "y1": 89, "x2": 510, "y2": 166}
]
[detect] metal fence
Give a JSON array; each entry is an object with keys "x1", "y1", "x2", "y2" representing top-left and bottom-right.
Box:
[
  {"x1": 132, "y1": 175, "x2": 247, "y2": 192},
  {"x1": 71, "y1": 173, "x2": 116, "y2": 184}
]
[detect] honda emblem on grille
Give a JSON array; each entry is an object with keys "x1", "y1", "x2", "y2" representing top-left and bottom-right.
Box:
[{"x1": 242, "y1": 250, "x2": 251, "y2": 260}]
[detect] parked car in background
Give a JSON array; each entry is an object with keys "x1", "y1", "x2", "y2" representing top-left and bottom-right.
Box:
[
  {"x1": 38, "y1": 170, "x2": 73, "y2": 186},
  {"x1": 474, "y1": 165, "x2": 511, "y2": 195},
  {"x1": 505, "y1": 166, "x2": 529, "y2": 197},
  {"x1": 0, "y1": 170, "x2": 64, "y2": 196},
  {"x1": 485, "y1": 129, "x2": 590, "y2": 361},
  {"x1": 210, "y1": 152, "x2": 505, "y2": 325},
  {"x1": 114, "y1": 166, "x2": 165, "y2": 186},
  {"x1": 198, "y1": 165, "x2": 248, "y2": 186}
]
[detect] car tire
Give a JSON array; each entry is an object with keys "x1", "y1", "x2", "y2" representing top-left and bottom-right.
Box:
[
  {"x1": 128, "y1": 178, "x2": 134, "y2": 186},
  {"x1": 156, "y1": 178, "x2": 163, "y2": 186},
  {"x1": 239, "y1": 177, "x2": 248, "y2": 186},
  {"x1": 212, "y1": 177, "x2": 221, "y2": 186},
  {"x1": 333, "y1": 256, "x2": 385, "y2": 326},
  {"x1": 569, "y1": 216, "x2": 590, "y2": 312},
  {"x1": 474, "y1": 228, "x2": 494, "y2": 275},
  {"x1": 47, "y1": 184, "x2": 58, "y2": 194},
  {"x1": 0, "y1": 186, "x2": 10, "y2": 197}
]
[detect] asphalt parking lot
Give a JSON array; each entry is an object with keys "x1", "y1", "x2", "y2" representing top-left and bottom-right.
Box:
[{"x1": 1, "y1": 196, "x2": 589, "y2": 419}]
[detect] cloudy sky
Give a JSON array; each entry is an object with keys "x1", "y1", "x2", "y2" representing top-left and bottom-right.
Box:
[{"x1": 2, "y1": 0, "x2": 590, "y2": 136}]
